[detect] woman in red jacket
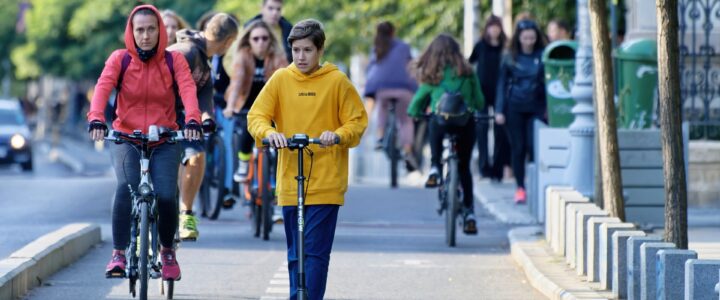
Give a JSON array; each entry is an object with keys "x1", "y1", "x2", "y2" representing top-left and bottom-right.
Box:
[{"x1": 86, "y1": 4, "x2": 202, "y2": 281}]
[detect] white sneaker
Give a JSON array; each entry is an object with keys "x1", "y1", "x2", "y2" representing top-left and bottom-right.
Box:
[{"x1": 233, "y1": 160, "x2": 249, "y2": 183}]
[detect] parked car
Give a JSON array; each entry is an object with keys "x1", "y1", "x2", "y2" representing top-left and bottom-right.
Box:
[{"x1": 0, "y1": 98, "x2": 33, "y2": 171}]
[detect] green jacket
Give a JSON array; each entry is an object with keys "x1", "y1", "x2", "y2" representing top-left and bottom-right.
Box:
[{"x1": 407, "y1": 67, "x2": 485, "y2": 118}]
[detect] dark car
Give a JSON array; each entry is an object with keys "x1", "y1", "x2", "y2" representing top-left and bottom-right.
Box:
[{"x1": 0, "y1": 99, "x2": 33, "y2": 171}]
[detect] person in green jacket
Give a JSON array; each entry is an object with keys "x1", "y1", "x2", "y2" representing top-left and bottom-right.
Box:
[{"x1": 408, "y1": 34, "x2": 484, "y2": 235}]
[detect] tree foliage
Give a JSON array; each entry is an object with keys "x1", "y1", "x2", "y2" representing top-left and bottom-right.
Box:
[{"x1": 4, "y1": 0, "x2": 617, "y2": 81}]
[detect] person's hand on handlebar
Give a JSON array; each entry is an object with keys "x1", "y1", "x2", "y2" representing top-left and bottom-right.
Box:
[
  {"x1": 88, "y1": 120, "x2": 107, "y2": 141},
  {"x1": 184, "y1": 120, "x2": 203, "y2": 141},
  {"x1": 495, "y1": 113, "x2": 506, "y2": 125},
  {"x1": 266, "y1": 132, "x2": 288, "y2": 149},
  {"x1": 319, "y1": 131, "x2": 339, "y2": 148}
]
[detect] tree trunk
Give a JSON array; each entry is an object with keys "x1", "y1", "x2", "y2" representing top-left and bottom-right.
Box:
[
  {"x1": 656, "y1": 0, "x2": 688, "y2": 249},
  {"x1": 588, "y1": 0, "x2": 626, "y2": 221}
]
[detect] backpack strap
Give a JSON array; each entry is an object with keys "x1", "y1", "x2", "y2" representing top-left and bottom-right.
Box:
[{"x1": 116, "y1": 51, "x2": 132, "y2": 89}]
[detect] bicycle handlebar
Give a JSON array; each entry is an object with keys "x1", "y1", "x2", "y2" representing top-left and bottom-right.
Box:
[
  {"x1": 261, "y1": 134, "x2": 340, "y2": 148},
  {"x1": 104, "y1": 126, "x2": 186, "y2": 144}
]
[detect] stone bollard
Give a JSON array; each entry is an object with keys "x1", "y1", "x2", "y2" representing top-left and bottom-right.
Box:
[
  {"x1": 565, "y1": 203, "x2": 600, "y2": 266},
  {"x1": 685, "y1": 259, "x2": 720, "y2": 300},
  {"x1": 545, "y1": 186, "x2": 574, "y2": 245},
  {"x1": 599, "y1": 222, "x2": 636, "y2": 290},
  {"x1": 586, "y1": 216, "x2": 621, "y2": 282},
  {"x1": 554, "y1": 191, "x2": 588, "y2": 256},
  {"x1": 612, "y1": 230, "x2": 646, "y2": 299},
  {"x1": 576, "y1": 210, "x2": 610, "y2": 276},
  {"x1": 627, "y1": 236, "x2": 663, "y2": 300},
  {"x1": 656, "y1": 249, "x2": 697, "y2": 300},
  {"x1": 640, "y1": 242, "x2": 676, "y2": 300}
]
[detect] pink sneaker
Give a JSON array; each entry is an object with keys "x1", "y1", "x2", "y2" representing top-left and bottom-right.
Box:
[
  {"x1": 105, "y1": 250, "x2": 126, "y2": 278},
  {"x1": 161, "y1": 248, "x2": 181, "y2": 281},
  {"x1": 515, "y1": 187, "x2": 527, "y2": 204}
]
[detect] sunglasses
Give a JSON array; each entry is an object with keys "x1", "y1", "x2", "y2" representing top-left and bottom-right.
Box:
[
  {"x1": 252, "y1": 36, "x2": 270, "y2": 42},
  {"x1": 517, "y1": 20, "x2": 537, "y2": 31}
]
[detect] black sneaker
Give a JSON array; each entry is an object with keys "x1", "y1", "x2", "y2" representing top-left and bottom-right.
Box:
[
  {"x1": 374, "y1": 138, "x2": 383, "y2": 151},
  {"x1": 425, "y1": 167, "x2": 441, "y2": 188},
  {"x1": 463, "y1": 213, "x2": 478, "y2": 235}
]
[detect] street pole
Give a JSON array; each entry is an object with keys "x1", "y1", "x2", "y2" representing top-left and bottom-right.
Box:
[
  {"x1": 463, "y1": 0, "x2": 478, "y2": 57},
  {"x1": 656, "y1": 0, "x2": 688, "y2": 249},
  {"x1": 564, "y1": 0, "x2": 596, "y2": 198}
]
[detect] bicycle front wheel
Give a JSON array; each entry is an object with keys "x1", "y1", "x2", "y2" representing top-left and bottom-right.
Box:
[
  {"x1": 260, "y1": 150, "x2": 274, "y2": 240},
  {"x1": 201, "y1": 134, "x2": 226, "y2": 220},
  {"x1": 139, "y1": 202, "x2": 150, "y2": 300},
  {"x1": 445, "y1": 159, "x2": 458, "y2": 247}
]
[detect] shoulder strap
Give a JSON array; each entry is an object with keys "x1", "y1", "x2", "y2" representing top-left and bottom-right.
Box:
[{"x1": 116, "y1": 51, "x2": 132, "y2": 89}]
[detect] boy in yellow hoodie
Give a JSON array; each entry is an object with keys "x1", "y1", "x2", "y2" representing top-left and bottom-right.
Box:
[{"x1": 247, "y1": 19, "x2": 368, "y2": 300}]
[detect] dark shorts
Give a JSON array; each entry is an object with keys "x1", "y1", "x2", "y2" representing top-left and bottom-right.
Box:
[{"x1": 181, "y1": 140, "x2": 205, "y2": 165}]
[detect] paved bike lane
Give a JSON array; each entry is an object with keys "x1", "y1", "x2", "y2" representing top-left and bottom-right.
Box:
[{"x1": 24, "y1": 184, "x2": 542, "y2": 300}]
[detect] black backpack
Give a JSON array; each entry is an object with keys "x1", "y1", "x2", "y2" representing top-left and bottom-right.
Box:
[{"x1": 435, "y1": 77, "x2": 470, "y2": 127}]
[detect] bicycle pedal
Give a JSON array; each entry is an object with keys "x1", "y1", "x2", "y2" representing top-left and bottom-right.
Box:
[{"x1": 105, "y1": 269, "x2": 126, "y2": 279}]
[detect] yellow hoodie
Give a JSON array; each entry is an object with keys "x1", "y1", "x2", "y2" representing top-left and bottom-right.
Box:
[{"x1": 247, "y1": 63, "x2": 368, "y2": 206}]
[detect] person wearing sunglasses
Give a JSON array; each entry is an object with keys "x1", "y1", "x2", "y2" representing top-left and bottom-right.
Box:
[
  {"x1": 225, "y1": 20, "x2": 289, "y2": 184},
  {"x1": 495, "y1": 19, "x2": 547, "y2": 204}
]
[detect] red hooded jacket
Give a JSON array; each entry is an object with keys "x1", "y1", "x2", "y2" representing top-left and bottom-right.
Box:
[{"x1": 87, "y1": 5, "x2": 201, "y2": 134}]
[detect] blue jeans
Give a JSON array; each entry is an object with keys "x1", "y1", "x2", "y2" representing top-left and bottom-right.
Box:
[
  {"x1": 110, "y1": 141, "x2": 181, "y2": 250},
  {"x1": 283, "y1": 205, "x2": 340, "y2": 300}
]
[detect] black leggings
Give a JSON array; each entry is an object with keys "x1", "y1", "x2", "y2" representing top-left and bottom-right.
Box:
[
  {"x1": 234, "y1": 114, "x2": 254, "y2": 156},
  {"x1": 429, "y1": 117, "x2": 477, "y2": 213},
  {"x1": 110, "y1": 142, "x2": 181, "y2": 250},
  {"x1": 504, "y1": 111, "x2": 538, "y2": 188}
]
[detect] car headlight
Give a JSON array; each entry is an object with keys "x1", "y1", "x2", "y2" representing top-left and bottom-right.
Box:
[{"x1": 10, "y1": 134, "x2": 26, "y2": 149}]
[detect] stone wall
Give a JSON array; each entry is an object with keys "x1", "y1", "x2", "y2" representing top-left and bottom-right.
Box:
[{"x1": 689, "y1": 141, "x2": 720, "y2": 207}]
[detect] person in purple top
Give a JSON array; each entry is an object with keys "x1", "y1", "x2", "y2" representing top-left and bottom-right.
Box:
[{"x1": 364, "y1": 21, "x2": 419, "y2": 172}]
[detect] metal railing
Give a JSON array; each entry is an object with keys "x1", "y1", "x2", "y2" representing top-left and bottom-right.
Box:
[{"x1": 679, "y1": 0, "x2": 720, "y2": 139}]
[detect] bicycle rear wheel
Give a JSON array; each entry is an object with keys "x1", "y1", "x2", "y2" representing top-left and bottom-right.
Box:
[
  {"x1": 139, "y1": 202, "x2": 150, "y2": 300},
  {"x1": 200, "y1": 134, "x2": 226, "y2": 220},
  {"x1": 385, "y1": 113, "x2": 399, "y2": 188},
  {"x1": 445, "y1": 159, "x2": 458, "y2": 247}
]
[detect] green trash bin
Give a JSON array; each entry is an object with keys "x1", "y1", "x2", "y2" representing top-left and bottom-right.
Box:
[
  {"x1": 615, "y1": 38, "x2": 658, "y2": 129},
  {"x1": 542, "y1": 40, "x2": 578, "y2": 128}
]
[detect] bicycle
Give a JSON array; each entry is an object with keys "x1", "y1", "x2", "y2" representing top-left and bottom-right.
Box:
[
  {"x1": 436, "y1": 114, "x2": 492, "y2": 247},
  {"x1": 381, "y1": 97, "x2": 401, "y2": 188},
  {"x1": 262, "y1": 134, "x2": 338, "y2": 300},
  {"x1": 104, "y1": 125, "x2": 185, "y2": 300},
  {"x1": 245, "y1": 145, "x2": 278, "y2": 240},
  {"x1": 198, "y1": 117, "x2": 226, "y2": 220}
]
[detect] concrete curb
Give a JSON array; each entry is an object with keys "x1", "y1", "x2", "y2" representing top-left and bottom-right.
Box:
[
  {"x1": 508, "y1": 226, "x2": 613, "y2": 300},
  {"x1": 0, "y1": 223, "x2": 101, "y2": 299}
]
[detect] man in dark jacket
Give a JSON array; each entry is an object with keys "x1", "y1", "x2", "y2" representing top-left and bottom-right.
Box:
[
  {"x1": 167, "y1": 13, "x2": 238, "y2": 241},
  {"x1": 245, "y1": 0, "x2": 293, "y2": 63}
]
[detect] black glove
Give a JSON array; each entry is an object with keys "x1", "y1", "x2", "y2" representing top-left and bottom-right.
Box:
[
  {"x1": 184, "y1": 120, "x2": 202, "y2": 132},
  {"x1": 87, "y1": 120, "x2": 107, "y2": 132},
  {"x1": 202, "y1": 119, "x2": 217, "y2": 134}
]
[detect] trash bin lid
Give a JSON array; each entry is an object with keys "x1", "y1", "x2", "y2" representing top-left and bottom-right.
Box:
[
  {"x1": 542, "y1": 40, "x2": 578, "y2": 63},
  {"x1": 616, "y1": 38, "x2": 657, "y2": 61}
]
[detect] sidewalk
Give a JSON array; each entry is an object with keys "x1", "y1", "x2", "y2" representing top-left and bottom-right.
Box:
[{"x1": 474, "y1": 180, "x2": 720, "y2": 299}]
